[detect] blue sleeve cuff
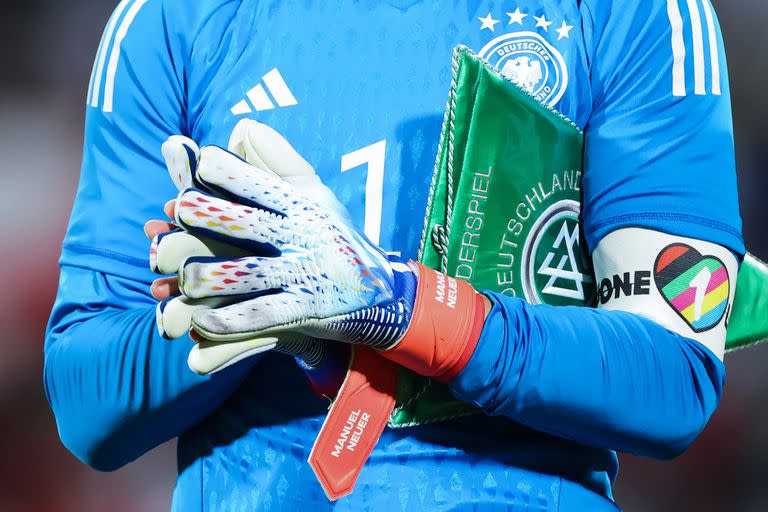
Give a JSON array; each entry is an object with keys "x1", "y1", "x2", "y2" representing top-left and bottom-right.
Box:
[{"x1": 449, "y1": 292, "x2": 522, "y2": 414}]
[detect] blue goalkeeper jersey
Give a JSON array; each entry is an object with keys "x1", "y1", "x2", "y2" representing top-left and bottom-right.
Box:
[{"x1": 45, "y1": 0, "x2": 742, "y2": 511}]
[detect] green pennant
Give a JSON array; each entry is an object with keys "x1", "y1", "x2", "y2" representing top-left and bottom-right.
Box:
[{"x1": 388, "y1": 45, "x2": 768, "y2": 428}]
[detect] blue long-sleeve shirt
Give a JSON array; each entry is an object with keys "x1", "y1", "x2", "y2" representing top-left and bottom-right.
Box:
[
  {"x1": 452, "y1": 294, "x2": 725, "y2": 461},
  {"x1": 44, "y1": 266, "x2": 256, "y2": 471},
  {"x1": 45, "y1": 0, "x2": 742, "y2": 510}
]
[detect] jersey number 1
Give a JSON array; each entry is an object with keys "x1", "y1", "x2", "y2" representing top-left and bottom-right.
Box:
[{"x1": 341, "y1": 140, "x2": 386, "y2": 245}]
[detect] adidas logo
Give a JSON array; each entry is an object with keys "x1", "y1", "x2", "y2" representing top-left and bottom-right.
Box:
[{"x1": 230, "y1": 68, "x2": 298, "y2": 115}]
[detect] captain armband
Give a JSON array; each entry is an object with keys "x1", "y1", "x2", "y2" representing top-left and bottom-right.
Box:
[{"x1": 592, "y1": 228, "x2": 739, "y2": 361}]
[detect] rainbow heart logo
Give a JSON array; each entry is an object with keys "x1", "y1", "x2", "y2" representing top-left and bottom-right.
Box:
[{"x1": 654, "y1": 244, "x2": 730, "y2": 333}]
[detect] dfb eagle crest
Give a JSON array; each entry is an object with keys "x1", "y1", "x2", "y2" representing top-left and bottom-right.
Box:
[{"x1": 500, "y1": 56, "x2": 543, "y2": 93}]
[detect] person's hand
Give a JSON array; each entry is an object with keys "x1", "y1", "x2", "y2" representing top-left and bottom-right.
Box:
[
  {"x1": 151, "y1": 130, "x2": 488, "y2": 381},
  {"x1": 146, "y1": 121, "x2": 354, "y2": 376}
]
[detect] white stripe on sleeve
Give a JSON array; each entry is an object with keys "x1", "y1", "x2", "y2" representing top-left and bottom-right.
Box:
[
  {"x1": 666, "y1": 0, "x2": 687, "y2": 97},
  {"x1": 89, "y1": 0, "x2": 132, "y2": 108},
  {"x1": 686, "y1": 0, "x2": 706, "y2": 95},
  {"x1": 102, "y1": 0, "x2": 149, "y2": 113},
  {"x1": 700, "y1": 0, "x2": 721, "y2": 95}
]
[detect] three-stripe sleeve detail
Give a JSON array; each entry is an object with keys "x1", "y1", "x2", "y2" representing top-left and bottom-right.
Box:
[
  {"x1": 666, "y1": 0, "x2": 722, "y2": 97},
  {"x1": 87, "y1": 0, "x2": 149, "y2": 112}
]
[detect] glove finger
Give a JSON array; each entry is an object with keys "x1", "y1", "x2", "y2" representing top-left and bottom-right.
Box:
[
  {"x1": 191, "y1": 289, "x2": 315, "y2": 341},
  {"x1": 162, "y1": 135, "x2": 200, "y2": 192},
  {"x1": 151, "y1": 228, "x2": 189, "y2": 274},
  {"x1": 196, "y1": 145, "x2": 309, "y2": 217},
  {"x1": 187, "y1": 330, "x2": 324, "y2": 375},
  {"x1": 151, "y1": 228, "x2": 252, "y2": 274},
  {"x1": 175, "y1": 188, "x2": 290, "y2": 253},
  {"x1": 150, "y1": 229, "x2": 175, "y2": 273},
  {"x1": 229, "y1": 120, "x2": 352, "y2": 222},
  {"x1": 228, "y1": 119, "x2": 314, "y2": 179},
  {"x1": 156, "y1": 295, "x2": 230, "y2": 339},
  {"x1": 179, "y1": 253, "x2": 306, "y2": 299},
  {"x1": 187, "y1": 337, "x2": 278, "y2": 375}
]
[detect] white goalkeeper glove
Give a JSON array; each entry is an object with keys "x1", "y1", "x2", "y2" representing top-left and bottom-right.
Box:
[
  {"x1": 152, "y1": 123, "x2": 488, "y2": 380},
  {"x1": 151, "y1": 120, "x2": 351, "y2": 375}
]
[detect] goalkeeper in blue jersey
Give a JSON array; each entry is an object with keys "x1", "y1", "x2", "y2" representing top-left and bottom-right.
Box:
[{"x1": 44, "y1": 0, "x2": 743, "y2": 510}]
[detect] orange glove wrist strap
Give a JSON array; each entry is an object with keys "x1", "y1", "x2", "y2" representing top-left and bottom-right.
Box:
[{"x1": 381, "y1": 262, "x2": 485, "y2": 382}]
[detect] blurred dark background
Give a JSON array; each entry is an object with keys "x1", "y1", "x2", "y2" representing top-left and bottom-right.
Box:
[{"x1": 0, "y1": 1, "x2": 765, "y2": 510}]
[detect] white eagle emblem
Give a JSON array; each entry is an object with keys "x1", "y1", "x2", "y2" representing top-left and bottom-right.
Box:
[{"x1": 500, "y1": 56, "x2": 543, "y2": 93}]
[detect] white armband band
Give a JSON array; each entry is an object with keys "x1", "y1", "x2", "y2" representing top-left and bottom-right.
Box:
[{"x1": 592, "y1": 228, "x2": 738, "y2": 361}]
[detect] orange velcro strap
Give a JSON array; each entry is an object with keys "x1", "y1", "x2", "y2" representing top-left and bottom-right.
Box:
[{"x1": 380, "y1": 262, "x2": 486, "y2": 382}]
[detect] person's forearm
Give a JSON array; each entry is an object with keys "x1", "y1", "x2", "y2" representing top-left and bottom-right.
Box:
[
  {"x1": 43, "y1": 268, "x2": 256, "y2": 471},
  {"x1": 450, "y1": 292, "x2": 724, "y2": 459}
]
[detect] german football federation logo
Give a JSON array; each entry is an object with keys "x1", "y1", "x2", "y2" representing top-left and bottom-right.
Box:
[
  {"x1": 521, "y1": 200, "x2": 594, "y2": 306},
  {"x1": 478, "y1": 32, "x2": 568, "y2": 107},
  {"x1": 654, "y1": 244, "x2": 731, "y2": 332}
]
